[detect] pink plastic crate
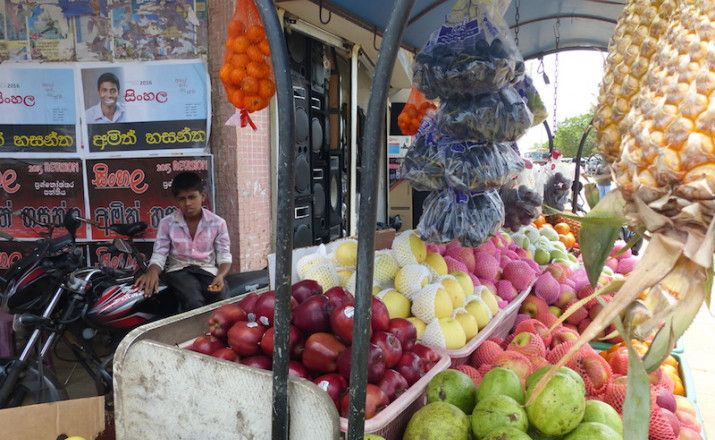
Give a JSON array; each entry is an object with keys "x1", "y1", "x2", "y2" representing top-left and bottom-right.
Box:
[
  {"x1": 339, "y1": 351, "x2": 451, "y2": 440},
  {"x1": 447, "y1": 288, "x2": 530, "y2": 366}
]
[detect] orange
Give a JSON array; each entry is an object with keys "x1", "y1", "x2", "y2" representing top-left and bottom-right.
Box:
[
  {"x1": 228, "y1": 19, "x2": 245, "y2": 38},
  {"x1": 232, "y1": 36, "x2": 250, "y2": 54},
  {"x1": 230, "y1": 67, "x2": 247, "y2": 86},
  {"x1": 246, "y1": 45, "x2": 264, "y2": 63},
  {"x1": 554, "y1": 222, "x2": 571, "y2": 234},
  {"x1": 246, "y1": 61, "x2": 268, "y2": 79},
  {"x1": 534, "y1": 214, "x2": 546, "y2": 228},
  {"x1": 663, "y1": 356, "x2": 679, "y2": 369},
  {"x1": 229, "y1": 89, "x2": 244, "y2": 108},
  {"x1": 245, "y1": 95, "x2": 268, "y2": 112},
  {"x1": 259, "y1": 39, "x2": 271, "y2": 56},
  {"x1": 673, "y1": 378, "x2": 685, "y2": 396},
  {"x1": 219, "y1": 65, "x2": 232, "y2": 85},
  {"x1": 258, "y1": 78, "x2": 275, "y2": 99},
  {"x1": 231, "y1": 53, "x2": 250, "y2": 68},
  {"x1": 246, "y1": 25, "x2": 266, "y2": 43},
  {"x1": 403, "y1": 104, "x2": 418, "y2": 118},
  {"x1": 241, "y1": 76, "x2": 259, "y2": 95}
]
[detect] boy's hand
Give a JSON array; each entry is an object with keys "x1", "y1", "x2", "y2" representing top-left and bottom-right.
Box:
[
  {"x1": 135, "y1": 271, "x2": 160, "y2": 297},
  {"x1": 208, "y1": 274, "x2": 225, "y2": 293}
]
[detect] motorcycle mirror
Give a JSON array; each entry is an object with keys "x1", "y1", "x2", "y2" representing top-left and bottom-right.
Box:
[{"x1": 63, "y1": 211, "x2": 82, "y2": 240}]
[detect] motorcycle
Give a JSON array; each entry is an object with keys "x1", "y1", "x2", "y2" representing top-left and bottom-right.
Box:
[{"x1": 0, "y1": 212, "x2": 176, "y2": 408}]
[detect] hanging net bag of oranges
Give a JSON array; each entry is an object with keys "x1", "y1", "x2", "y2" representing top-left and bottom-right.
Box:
[
  {"x1": 219, "y1": 0, "x2": 276, "y2": 130},
  {"x1": 397, "y1": 87, "x2": 437, "y2": 136}
]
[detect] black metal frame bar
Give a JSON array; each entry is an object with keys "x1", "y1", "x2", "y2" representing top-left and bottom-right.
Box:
[
  {"x1": 572, "y1": 121, "x2": 594, "y2": 212},
  {"x1": 543, "y1": 120, "x2": 555, "y2": 154},
  {"x1": 254, "y1": 1, "x2": 295, "y2": 438},
  {"x1": 508, "y1": 13, "x2": 617, "y2": 28},
  {"x1": 347, "y1": 0, "x2": 416, "y2": 439}
]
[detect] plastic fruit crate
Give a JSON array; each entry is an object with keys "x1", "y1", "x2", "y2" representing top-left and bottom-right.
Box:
[
  {"x1": 447, "y1": 287, "x2": 530, "y2": 367},
  {"x1": 339, "y1": 351, "x2": 451, "y2": 440},
  {"x1": 672, "y1": 352, "x2": 696, "y2": 403}
]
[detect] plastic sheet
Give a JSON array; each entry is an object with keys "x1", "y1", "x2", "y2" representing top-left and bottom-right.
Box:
[
  {"x1": 413, "y1": 14, "x2": 525, "y2": 99},
  {"x1": 436, "y1": 87, "x2": 533, "y2": 141},
  {"x1": 398, "y1": 87, "x2": 437, "y2": 135},
  {"x1": 417, "y1": 189, "x2": 505, "y2": 247},
  {"x1": 441, "y1": 141, "x2": 524, "y2": 192},
  {"x1": 514, "y1": 75, "x2": 547, "y2": 127},
  {"x1": 500, "y1": 184, "x2": 543, "y2": 232},
  {"x1": 399, "y1": 116, "x2": 445, "y2": 191}
]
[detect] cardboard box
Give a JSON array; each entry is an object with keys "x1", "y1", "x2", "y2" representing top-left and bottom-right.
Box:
[
  {"x1": 388, "y1": 179, "x2": 413, "y2": 231},
  {"x1": 0, "y1": 396, "x2": 105, "y2": 440}
]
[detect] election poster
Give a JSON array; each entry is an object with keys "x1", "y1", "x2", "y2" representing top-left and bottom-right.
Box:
[
  {"x1": 0, "y1": 241, "x2": 39, "y2": 278},
  {"x1": 80, "y1": 60, "x2": 210, "y2": 153},
  {"x1": 86, "y1": 240, "x2": 155, "y2": 272},
  {"x1": 0, "y1": 65, "x2": 80, "y2": 154},
  {"x1": 86, "y1": 155, "x2": 213, "y2": 240},
  {"x1": 0, "y1": 158, "x2": 88, "y2": 240}
]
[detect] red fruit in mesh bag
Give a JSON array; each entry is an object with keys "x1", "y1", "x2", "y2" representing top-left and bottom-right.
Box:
[
  {"x1": 530, "y1": 356, "x2": 550, "y2": 370},
  {"x1": 470, "y1": 340, "x2": 504, "y2": 367},
  {"x1": 446, "y1": 246, "x2": 476, "y2": 273},
  {"x1": 513, "y1": 319, "x2": 552, "y2": 347},
  {"x1": 567, "y1": 352, "x2": 613, "y2": 396},
  {"x1": 564, "y1": 300, "x2": 589, "y2": 325},
  {"x1": 549, "y1": 326, "x2": 579, "y2": 349},
  {"x1": 603, "y1": 376, "x2": 628, "y2": 414},
  {"x1": 454, "y1": 364, "x2": 482, "y2": 387},
  {"x1": 488, "y1": 336, "x2": 504, "y2": 346},
  {"x1": 444, "y1": 256, "x2": 469, "y2": 274},
  {"x1": 546, "y1": 340, "x2": 595, "y2": 365},
  {"x1": 493, "y1": 351, "x2": 533, "y2": 384},
  {"x1": 478, "y1": 363, "x2": 494, "y2": 376},
  {"x1": 608, "y1": 347, "x2": 630, "y2": 376},
  {"x1": 650, "y1": 406, "x2": 679, "y2": 440},
  {"x1": 508, "y1": 332, "x2": 547, "y2": 359}
]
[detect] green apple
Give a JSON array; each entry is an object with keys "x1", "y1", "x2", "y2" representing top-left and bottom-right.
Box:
[{"x1": 534, "y1": 249, "x2": 552, "y2": 265}]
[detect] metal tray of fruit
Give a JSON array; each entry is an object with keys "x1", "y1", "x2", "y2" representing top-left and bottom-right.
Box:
[{"x1": 113, "y1": 290, "x2": 342, "y2": 440}]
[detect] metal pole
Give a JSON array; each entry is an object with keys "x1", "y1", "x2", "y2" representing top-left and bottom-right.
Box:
[
  {"x1": 572, "y1": 122, "x2": 593, "y2": 212},
  {"x1": 350, "y1": 44, "x2": 360, "y2": 236},
  {"x1": 254, "y1": 1, "x2": 295, "y2": 439},
  {"x1": 347, "y1": 0, "x2": 416, "y2": 439},
  {"x1": 543, "y1": 120, "x2": 555, "y2": 154}
]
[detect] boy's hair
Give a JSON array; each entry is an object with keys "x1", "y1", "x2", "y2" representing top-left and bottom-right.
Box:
[
  {"x1": 171, "y1": 172, "x2": 204, "y2": 196},
  {"x1": 97, "y1": 72, "x2": 120, "y2": 90}
]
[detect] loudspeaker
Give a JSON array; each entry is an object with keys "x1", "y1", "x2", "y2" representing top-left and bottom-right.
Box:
[
  {"x1": 309, "y1": 89, "x2": 329, "y2": 160},
  {"x1": 328, "y1": 153, "x2": 343, "y2": 240},
  {"x1": 293, "y1": 76, "x2": 311, "y2": 199},
  {"x1": 310, "y1": 41, "x2": 328, "y2": 92},
  {"x1": 293, "y1": 199, "x2": 313, "y2": 248},
  {"x1": 312, "y1": 164, "x2": 330, "y2": 244},
  {"x1": 286, "y1": 31, "x2": 308, "y2": 78}
]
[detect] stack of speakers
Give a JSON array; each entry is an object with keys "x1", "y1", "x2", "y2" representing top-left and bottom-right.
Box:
[{"x1": 286, "y1": 30, "x2": 344, "y2": 247}]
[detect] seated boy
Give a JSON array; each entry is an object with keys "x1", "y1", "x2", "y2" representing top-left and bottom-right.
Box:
[{"x1": 134, "y1": 171, "x2": 232, "y2": 311}]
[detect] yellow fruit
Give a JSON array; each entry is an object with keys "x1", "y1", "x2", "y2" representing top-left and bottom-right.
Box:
[
  {"x1": 407, "y1": 317, "x2": 427, "y2": 339},
  {"x1": 477, "y1": 286, "x2": 500, "y2": 315},
  {"x1": 373, "y1": 250, "x2": 400, "y2": 285},
  {"x1": 465, "y1": 295, "x2": 492, "y2": 330},
  {"x1": 392, "y1": 230, "x2": 427, "y2": 266},
  {"x1": 438, "y1": 275, "x2": 466, "y2": 309},
  {"x1": 304, "y1": 264, "x2": 339, "y2": 291},
  {"x1": 411, "y1": 284, "x2": 453, "y2": 322},
  {"x1": 394, "y1": 264, "x2": 431, "y2": 299},
  {"x1": 334, "y1": 240, "x2": 358, "y2": 267},
  {"x1": 376, "y1": 289, "x2": 412, "y2": 319},
  {"x1": 337, "y1": 269, "x2": 354, "y2": 287},
  {"x1": 424, "y1": 252, "x2": 448, "y2": 277},
  {"x1": 451, "y1": 271, "x2": 475, "y2": 296},
  {"x1": 453, "y1": 308, "x2": 479, "y2": 340},
  {"x1": 422, "y1": 317, "x2": 466, "y2": 350},
  {"x1": 296, "y1": 253, "x2": 331, "y2": 279}
]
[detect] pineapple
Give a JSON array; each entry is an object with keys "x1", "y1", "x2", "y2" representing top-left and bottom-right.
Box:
[
  {"x1": 593, "y1": 0, "x2": 676, "y2": 163},
  {"x1": 530, "y1": 0, "x2": 715, "y2": 403}
]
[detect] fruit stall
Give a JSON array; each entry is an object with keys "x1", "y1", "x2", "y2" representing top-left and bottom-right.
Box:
[{"x1": 111, "y1": 0, "x2": 713, "y2": 439}]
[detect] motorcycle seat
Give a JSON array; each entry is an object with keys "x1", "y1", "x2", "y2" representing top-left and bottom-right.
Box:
[{"x1": 109, "y1": 222, "x2": 147, "y2": 238}]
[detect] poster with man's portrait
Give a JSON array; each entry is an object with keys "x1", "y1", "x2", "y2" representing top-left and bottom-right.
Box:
[{"x1": 80, "y1": 60, "x2": 210, "y2": 153}]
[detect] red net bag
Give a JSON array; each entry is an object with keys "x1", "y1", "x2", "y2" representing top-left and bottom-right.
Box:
[
  {"x1": 219, "y1": 0, "x2": 275, "y2": 129},
  {"x1": 397, "y1": 87, "x2": 436, "y2": 135}
]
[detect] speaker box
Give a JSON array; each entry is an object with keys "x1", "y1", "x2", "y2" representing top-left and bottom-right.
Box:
[
  {"x1": 293, "y1": 199, "x2": 313, "y2": 248},
  {"x1": 312, "y1": 164, "x2": 330, "y2": 244},
  {"x1": 328, "y1": 153, "x2": 343, "y2": 240},
  {"x1": 309, "y1": 89, "x2": 329, "y2": 161},
  {"x1": 310, "y1": 41, "x2": 328, "y2": 92},
  {"x1": 293, "y1": 76, "x2": 311, "y2": 199},
  {"x1": 286, "y1": 31, "x2": 308, "y2": 78}
]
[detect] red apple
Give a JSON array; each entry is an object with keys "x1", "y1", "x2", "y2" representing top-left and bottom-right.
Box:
[
  {"x1": 211, "y1": 347, "x2": 238, "y2": 362},
  {"x1": 302, "y1": 332, "x2": 346, "y2": 373},
  {"x1": 397, "y1": 352, "x2": 424, "y2": 385},
  {"x1": 313, "y1": 373, "x2": 347, "y2": 407},
  {"x1": 227, "y1": 321, "x2": 267, "y2": 356},
  {"x1": 260, "y1": 325, "x2": 302, "y2": 357},
  {"x1": 241, "y1": 355, "x2": 272, "y2": 370},
  {"x1": 189, "y1": 335, "x2": 224, "y2": 355},
  {"x1": 292, "y1": 294, "x2": 331, "y2": 334},
  {"x1": 336, "y1": 344, "x2": 387, "y2": 384},
  {"x1": 237, "y1": 291, "x2": 260, "y2": 316},
  {"x1": 378, "y1": 369, "x2": 409, "y2": 402},
  {"x1": 388, "y1": 318, "x2": 417, "y2": 351},
  {"x1": 208, "y1": 304, "x2": 247, "y2": 339},
  {"x1": 254, "y1": 291, "x2": 297, "y2": 326},
  {"x1": 411, "y1": 344, "x2": 439, "y2": 373},
  {"x1": 371, "y1": 297, "x2": 390, "y2": 332},
  {"x1": 292, "y1": 279, "x2": 323, "y2": 304},
  {"x1": 371, "y1": 331, "x2": 402, "y2": 368},
  {"x1": 330, "y1": 304, "x2": 357, "y2": 344},
  {"x1": 288, "y1": 360, "x2": 310, "y2": 379},
  {"x1": 324, "y1": 286, "x2": 354, "y2": 315},
  {"x1": 339, "y1": 384, "x2": 389, "y2": 419}
]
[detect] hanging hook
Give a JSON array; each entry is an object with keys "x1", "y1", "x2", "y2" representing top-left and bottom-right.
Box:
[
  {"x1": 537, "y1": 57, "x2": 550, "y2": 84},
  {"x1": 319, "y1": 0, "x2": 332, "y2": 25},
  {"x1": 373, "y1": 28, "x2": 381, "y2": 51}
]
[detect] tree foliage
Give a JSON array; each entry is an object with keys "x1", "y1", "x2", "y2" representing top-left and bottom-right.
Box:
[{"x1": 536, "y1": 112, "x2": 596, "y2": 158}]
